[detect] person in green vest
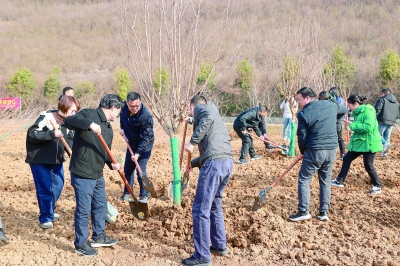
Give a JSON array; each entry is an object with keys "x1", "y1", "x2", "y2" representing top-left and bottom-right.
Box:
[{"x1": 331, "y1": 95, "x2": 383, "y2": 195}]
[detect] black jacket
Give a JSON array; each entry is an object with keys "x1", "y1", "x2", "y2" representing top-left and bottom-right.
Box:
[
  {"x1": 375, "y1": 94, "x2": 399, "y2": 126},
  {"x1": 64, "y1": 108, "x2": 113, "y2": 179},
  {"x1": 120, "y1": 102, "x2": 154, "y2": 155},
  {"x1": 190, "y1": 102, "x2": 233, "y2": 167},
  {"x1": 25, "y1": 110, "x2": 71, "y2": 165},
  {"x1": 297, "y1": 100, "x2": 348, "y2": 154},
  {"x1": 233, "y1": 107, "x2": 266, "y2": 136}
]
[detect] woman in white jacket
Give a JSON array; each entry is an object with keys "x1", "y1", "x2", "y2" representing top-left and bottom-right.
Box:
[{"x1": 280, "y1": 96, "x2": 297, "y2": 142}]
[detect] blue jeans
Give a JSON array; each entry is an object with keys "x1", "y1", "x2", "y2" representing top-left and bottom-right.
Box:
[
  {"x1": 71, "y1": 173, "x2": 106, "y2": 247},
  {"x1": 192, "y1": 158, "x2": 233, "y2": 263},
  {"x1": 298, "y1": 149, "x2": 336, "y2": 213},
  {"x1": 282, "y1": 118, "x2": 292, "y2": 141},
  {"x1": 378, "y1": 123, "x2": 392, "y2": 145},
  {"x1": 30, "y1": 163, "x2": 64, "y2": 224},
  {"x1": 123, "y1": 149, "x2": 151, "y2": 197}
]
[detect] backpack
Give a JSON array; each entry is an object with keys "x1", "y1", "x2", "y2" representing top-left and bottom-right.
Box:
[{"x1": 105, "y1": 201, "x2": 119, "y2": 223}]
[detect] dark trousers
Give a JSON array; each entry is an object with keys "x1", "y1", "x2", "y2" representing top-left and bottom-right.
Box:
[
  {"x1": 71, "y1": 173, "x2": 106, "y2": 247},
  {"x1": 30, "y1": 163, "x2": 64, "y2": 224},
  {"x1": 192, "y1": 158, "x2": 233, "y2": 262},
  {"x1": 123, "y1": 148, "x2": 151, "y2": 197},
  {"x1": 337, "y1": 151, "x2": 381, "y2": 187},
  {"x1": 337, "y1": 122, "x2": 346, "y2": 154},
  {"x1": 233, "y1": 127, "x2": 256, "y2": 160}
]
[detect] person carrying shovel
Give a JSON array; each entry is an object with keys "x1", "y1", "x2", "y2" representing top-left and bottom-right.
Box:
[
  {"x1": 182, "y1": 94, "x2": 234, "y2": 266},
  {"x1": 290, "y1": 87, "x2": 347, "y2": 222},
  {"x1": 64, "y1": 94, "x2": 123, "y2": 257}
]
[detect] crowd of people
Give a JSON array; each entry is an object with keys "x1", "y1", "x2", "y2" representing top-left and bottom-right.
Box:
[{"x1": 0, "y1": 85, "x2": 398, "y2": 266}]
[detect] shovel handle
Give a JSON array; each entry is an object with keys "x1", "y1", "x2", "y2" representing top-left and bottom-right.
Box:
[
  {"x1": 98, "y1": 134, "x2": 137, "y2": 199},
  {"x1": 270, "y1": 154, "x2": 303, "y2": 187},
  {"x1": 180, "y1": 120, "x2": 189, "y2": 169},
  {"x1": 50, "y1": 119, "x2": 72, "y2": 156},
  {"x1": 122, "y1": 135, "x2": 143, "y2": 176},
  {"x1": 394, "y1": 123, "x2": 400, "y2": 133},
  {"x1": 247, "y1": 131, "x2": 282, "y2": 148}
]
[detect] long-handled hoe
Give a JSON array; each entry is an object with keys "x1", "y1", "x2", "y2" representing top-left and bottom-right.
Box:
[
  {"x1": 252, "y1": 154, "x2": 303, "y2": 211},
  {"x1": 122, "y1": 135, "x2": 158, "y2": 198},
  {"x1": 246, "y1": 131, "x2": 289, "y2": 155},
  {"x1": 98, "y1": 134, "x2": 149, "y2": 221}
]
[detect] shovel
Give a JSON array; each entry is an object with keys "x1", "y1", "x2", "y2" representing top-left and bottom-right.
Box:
[
  {"x1": 246, "y1": 131, "x2": 289, "y2": 155},
  {"x1": 97, "y1": 134, "x2": 149, "y2": 221},
  {"x1": 122, "y1": 135, "x2": 158, "y2": 198},
  {"x1": 50, "y1": 119, "x2": 72, "y2": 156},
  {"x1": 252, "y1": 154, "x2": 303, "y2": 211}
]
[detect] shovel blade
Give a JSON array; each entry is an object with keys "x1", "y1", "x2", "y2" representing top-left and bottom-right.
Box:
[
  {"x1": 252, "y1": 186, "x2": 273, "y2": 211},
  {"x1": 129, "y1": 199, "x2": 150, "y2": 221},
  {"x1": 167, "y1": 181, "x2": 173, "y2": 200},
  {"x1": 141, "y1": 173, "x2": 158, "y2": 198},
  {"x1": 181, "y1": 170, "x2": 190, "y2": 194}
]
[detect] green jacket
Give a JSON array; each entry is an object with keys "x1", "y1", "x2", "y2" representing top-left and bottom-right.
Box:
[{"x1": 348, "y1": 104, "x2": 382, "y2": 153}]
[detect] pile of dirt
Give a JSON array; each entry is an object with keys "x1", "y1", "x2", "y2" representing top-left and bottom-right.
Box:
[{"x1": 0, "y1": 121, "x2": 399, "y2": 265}]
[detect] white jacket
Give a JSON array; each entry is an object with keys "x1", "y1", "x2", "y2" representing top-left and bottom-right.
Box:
[{"x1": 280, "y1": 99, "x2": 298, "y2": 119}]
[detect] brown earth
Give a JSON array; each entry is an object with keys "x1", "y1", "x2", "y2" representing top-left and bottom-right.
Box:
[{"x1": 0, "y1": 119, "x2": 400, "y2": 266}]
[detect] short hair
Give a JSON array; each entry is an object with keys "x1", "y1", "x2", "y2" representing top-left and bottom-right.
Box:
[
  {"x1": 190, "y1": 94, "x2": 207, "y2": 106},
  {"x1": 318, "y1": 91, "x2": 330, "y2": 100},
  {"x1": 62, "y1": 87, "x2": 74, "y2": 94},
  {"x1": 382, "y1": 88, "x2": 391, "y2": 95},
  {"x1": 347, "y1": 94, "x2": 367, "y2": 105},
  {"x1": 58, "y1": 95, "x2": 81, "y2": 114},
  {"x1": 258, "y1": 104, "x2": 268, "y2": 113},
  {"x1": 329, "y1": 87, "x2": 340, "y2": 98},
  {"x1": 127, "y1": 92, "x2": 141, "y2": 102},
  {"x1": 297, "y1": 87, "x2": 317, "y2": 98},
  {"x1": 99, "y1": 94, "x2": 123, "y2": 109}
]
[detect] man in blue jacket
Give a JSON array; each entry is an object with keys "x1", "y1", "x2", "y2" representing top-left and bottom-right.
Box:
[
  {"x1": 119, "y1": 92, "x2": 154, "y2": 202},
  {"x1": 183, "y1": 95, "x2": 234, "y2": 266},
  {"x1": 290, "y1": 87, "x2": 347, "y2": 222},
  {"x1": 64, "y1": 94, "x2": 123, "y2": 256},
  {"x1": 374, "y1": 88, "x2": 399, "y2": 157}
]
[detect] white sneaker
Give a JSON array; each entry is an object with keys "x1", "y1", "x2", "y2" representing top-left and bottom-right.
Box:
[
  {"x1": 40, "y1": 222, "x2": 53, "y2": 229},
  {"x1": 382, "y1": 143, "x2": 391, "y2": 155},
  {"x1": 370, "y1": 186, "x2": 382, "y2": 195},
  {"x1": 53, "y1": 213, "x2": 60, "y2": 220}
]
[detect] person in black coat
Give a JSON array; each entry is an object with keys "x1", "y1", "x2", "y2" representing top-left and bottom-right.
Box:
[{"x1": 64, "y1": 94, "x2": 123, "y2": 257}]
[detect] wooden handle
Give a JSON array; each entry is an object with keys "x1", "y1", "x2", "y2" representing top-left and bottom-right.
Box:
[
  {"x1": 98, "y1": 134, "x2": 137, "y2": 199},
  {"x1": 50, "y1": 119, "x2": 72, "y2": 156},
  {"x1": 394, "y1": 123, "x2": 400, "y2": 133},
  {"x1": 186, "y1": 151, "x2": 192, "y2": 171},
  {"x1": 180, "y1": 120, "x2": 189, "y2": 170},
  {"x1": 270, "y1": 154, "x2": 303, "y2": 187}
]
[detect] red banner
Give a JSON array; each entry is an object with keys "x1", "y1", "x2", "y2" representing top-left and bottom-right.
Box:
[{"x1": 0, "y1": 97, "x2": 21, "y2": 109}]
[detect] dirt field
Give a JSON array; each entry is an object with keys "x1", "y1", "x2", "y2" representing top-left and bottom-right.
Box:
[{"x1": 0, "y1": 119, "x2": 399, "y2": 265}]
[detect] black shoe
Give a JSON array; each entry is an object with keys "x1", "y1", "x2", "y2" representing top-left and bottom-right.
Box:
[
  {"x1": 265, "y1": 143, "x2": 276, "y2": 149},
  {"x1": 181, "y1": 256, "x2": 211, "y2": 266},
  {"x1": 91, "y1": 235, "x2": 118, "y2": 248},
  {"x1": 75, "y1": 242, "x2": 98, "y2": 257},
  {"x1": 331, "y1": 179, "x2": 344, "y2": 188},
  {"x1": 289, "y1": 211, "x2": 312, "y2": 221},
  {"x1": 317, "y1": 211, "x2": 329, "y2": 221},
  {"x1": 0, "y1": 229, "x2": 10, "y2": 244},
  {"x1": 237, "y1": 159, "x2": 248, "y2": 165},
  {"x1": 250, "y1": 155, "x2": 262, "y2": 161},
  {"x1": 210, "y1": 246, "x2": 228, "y2": 256}
]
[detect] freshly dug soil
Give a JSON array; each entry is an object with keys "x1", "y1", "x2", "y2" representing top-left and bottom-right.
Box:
[{"x1": 1, "y1": 120, "x2": 399, "y2": 265}]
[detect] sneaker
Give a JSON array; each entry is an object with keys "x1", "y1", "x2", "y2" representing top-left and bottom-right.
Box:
[
  {"x1": 237, "y1": 159, "x2": 248, "y2": 165},
  {"x1": 265, "y1": 143, "x2": 276, "y2": 149},
  {"x1": 120, "y1": 193, "x2": 132, "y2": 201},
  {"x1": 0, "y1": 229, "x2": 10, "y2": 244},
  {"x1": 139, "y1": 195, "x2": 149, "y2": 203},
  {"x1": 210, "y1": 246, "x2": 229, "y2": 256},
  {"x1": 182, "y1": 255, "x2": 211, "y2": 266},
  {"x1": 289, "y1": 211, "x2": 312, "y2": 221},
  {"x1": 379, "y1": 153, "x2": 388, "y2": 157},
  {"x1": 370, "y1": 186, "x2": 382, "y2": 195},
  {"x1": 331, "y1": 179, "x2": 344, "y2": 188},
  {"x1": 40, "y1": 222, "x2": 53, "y2": 229},
  {"x1": 250, "y1": 155, "x2": 262, "y2": 161},
  {"x1": 75, "y1": 242, "x2": 98, "y2": 257},
  {"x1": 90, "y1": 235, "x2": 118, "y2": 248},
  {"x1": 339, "y1": 153, "x2": 345, "y2": 160},
  {"x1": 53, "y1": 213, "x2": 60, "y2": 220},
  {"x1": 317, "y1": 211, "x2": 329, "y2": 221}
]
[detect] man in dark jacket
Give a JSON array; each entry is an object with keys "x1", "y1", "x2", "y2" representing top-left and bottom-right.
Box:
[
  {"x1": 233, "y1": 105, "x2": 272, "y2": 164},
  {"x1": 374, "y1": 88, "x2": 399, "y2": 156},
  {"x1": 119, "y1": 92, "x2": 154, "y2": 202},
  {"x1": 290, "y1": 87, "x2": 347, "y2": 222},
  {"x1": 182, "y1": 95, "x2": 233, "y2": 266},
  {"x1": 64, "y1": 94, "x2": 123, "y2": 257}
]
